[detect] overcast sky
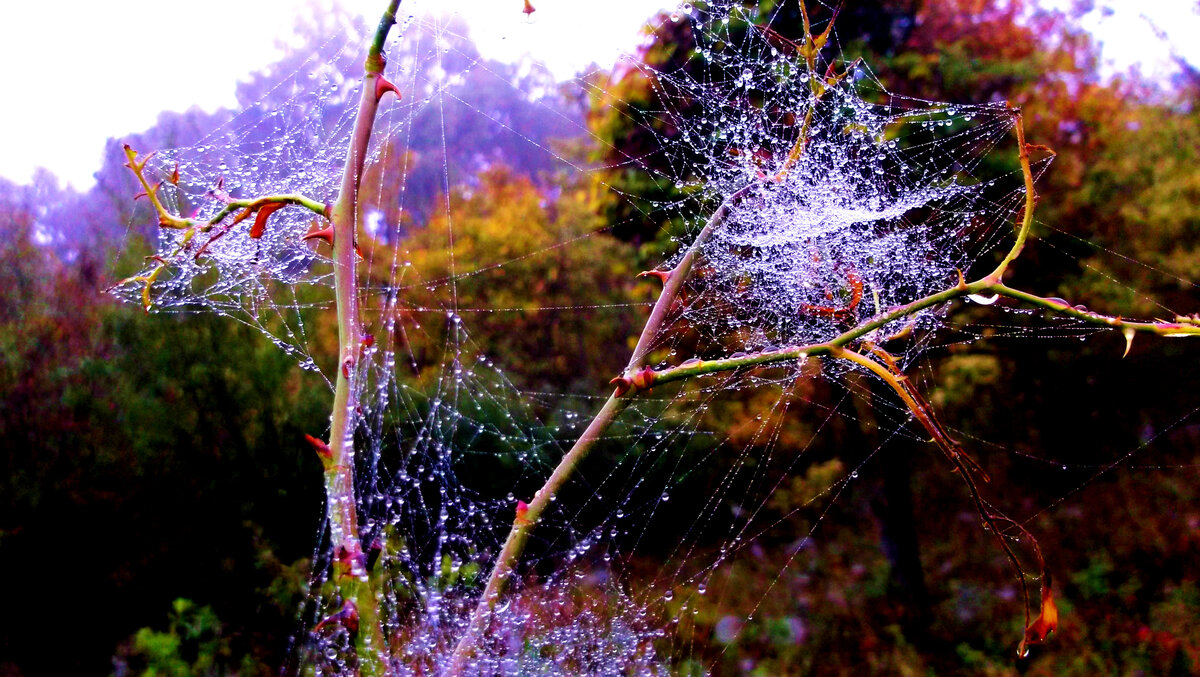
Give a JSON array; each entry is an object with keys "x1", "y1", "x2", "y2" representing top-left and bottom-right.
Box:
[{"x1": 0, "y1": 0, "x2": 1197, "y2": 191}]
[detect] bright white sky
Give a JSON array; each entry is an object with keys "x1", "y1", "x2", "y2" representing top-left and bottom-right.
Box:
[{"x1": 0, "y1": 0, "x2": 1196, "y2": 190}]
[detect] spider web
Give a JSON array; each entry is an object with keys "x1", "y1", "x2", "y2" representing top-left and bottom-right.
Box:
[{"x1": 108, "y1": 1, "x2": 1200, "y2": 674}]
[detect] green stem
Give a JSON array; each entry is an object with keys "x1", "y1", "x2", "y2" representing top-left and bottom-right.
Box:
[
  {"x1": 321, "y1": 2, "x2": 400, "y2": 674},
  {"x1": 988, "y1": 108, "x2": 1042, "y2": 280}
]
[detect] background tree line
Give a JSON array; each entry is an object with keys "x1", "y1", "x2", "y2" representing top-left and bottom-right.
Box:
[{"x1": 1, "y1": 0, "x2": 1197, "y2": 673}]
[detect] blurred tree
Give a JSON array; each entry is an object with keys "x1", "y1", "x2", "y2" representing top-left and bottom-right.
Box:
[{"x1": 379, "y1": 166, "x2": 637, "y2": 394}]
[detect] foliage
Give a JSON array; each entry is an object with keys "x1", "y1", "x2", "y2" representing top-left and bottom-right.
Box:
[
  {"x1": 2, "y1": 0, "x2": 1199, "y2": 674},
  {"x1": 112, "y1": 598, "x2": 267, "y2": 677}
]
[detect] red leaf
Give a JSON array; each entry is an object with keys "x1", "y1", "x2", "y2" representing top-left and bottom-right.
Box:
[{"x1": 250, "y1": 202, "x2": 285, "y2": 239}]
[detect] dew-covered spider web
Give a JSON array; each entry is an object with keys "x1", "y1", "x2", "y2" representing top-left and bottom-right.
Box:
[{"x1": 108, "y1": 0, "x2": 1200, "y2": 674}]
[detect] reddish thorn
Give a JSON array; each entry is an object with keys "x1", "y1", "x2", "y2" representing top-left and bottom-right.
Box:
[
  {"x1": 304, "y1": 226, "x2": 335, "y2": 246},
  {"x1": 304, "y1": 434, "x2": 333, "y2": 461},
  {"x1": 314, "y1": 599, "x2": 359, "y2": 635},
  {"x1": 375, "y1": 75, "x2": 401, "y2": 102},
  {"x1": 341, "y1": 357, "x2": 354, "y2": 379},
  {"x1": 362, "y1": 334, "x2": 375, "y2": 349},
  {"x1": 515, "y1": 500, "x2": 531, "y2": 525},
  {"x1": 250, "y1": 202, "x2": 285, "y2": 239},
  {"x1": 609, "y1": 375, "x2": 632, "y2": 396},
  {"x1": 170, "y1": 163, "x2": 180, "y2": 185},
  {"x1": 522, "y1": 0, "x2": 536, "y2": 16},
  {"x1": 638, "y1": 269, "x2": 672, "y2": 284}
]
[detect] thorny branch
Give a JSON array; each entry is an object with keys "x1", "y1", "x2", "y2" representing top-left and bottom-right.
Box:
[
  {"x1": 116, "y1": 144, "x2": 330, "y2": 311},
  {"x1": 117, "y1": 2, "x2": 404, "y2": 674},
  {"x1": 453, "y1": 90, "x2": 1199, "y2": 668}
]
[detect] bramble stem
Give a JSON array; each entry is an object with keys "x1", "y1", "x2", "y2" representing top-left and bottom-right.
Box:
[
  {"x1": 120, "y1": 1, "x2": 405, "y2": 671},
  {"x1": 989, "y1": 108, "x2": 1048, "y2": 280},
  {"x1": 450, "y1": 12, "x2": 851, "y2": 664},
  {"x1": 446, "y1": 180, "x2": 758, "y2": 673},
  {"x1": 320, "y1": 1, "x2": 400, "y2": 673}
]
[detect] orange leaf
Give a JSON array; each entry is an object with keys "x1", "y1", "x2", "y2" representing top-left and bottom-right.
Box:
[{"x1": 1019, "y1": 584, "x2": 1058, "y2": 656}]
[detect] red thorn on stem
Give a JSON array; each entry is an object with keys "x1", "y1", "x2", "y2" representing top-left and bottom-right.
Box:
[
  {"x1": 638, "y1": 269, "x2": 672, "y2": 284},
  {"x1": 375, "y1": 75, "x2": 400, "y2": 102},
  {"x1": 515, "y1": 500, "x2": 531, "y2": 526},
  {"x1": 609, "y1": 375, "x2": 633, "y2": 396},
  {"x1": 304, "y1": 226, "x2": 335, "y2": 246},
  {"x1": 362, "y1": 334, "x2": 375, "y2": 349},
  {"x1": 304, "y1": 434, "x2": 333, "y2": 461},
  {"x1": 170, "y1": 163, "x2": 180, "y2": 185},
  {"x1": 522, "y1": 0, "x2": 536, "y2": 17},
  {"x1": 314, "y1": 599, "x2": 359, "y2": 635},
  {"x1": 342, "y1": 357, "x2": 354, "y2": 379}
]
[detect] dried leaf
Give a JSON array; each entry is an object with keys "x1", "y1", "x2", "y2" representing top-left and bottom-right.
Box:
[{"x1": 1019, "y1": 584, "x2": 1058, "y2": 657}]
